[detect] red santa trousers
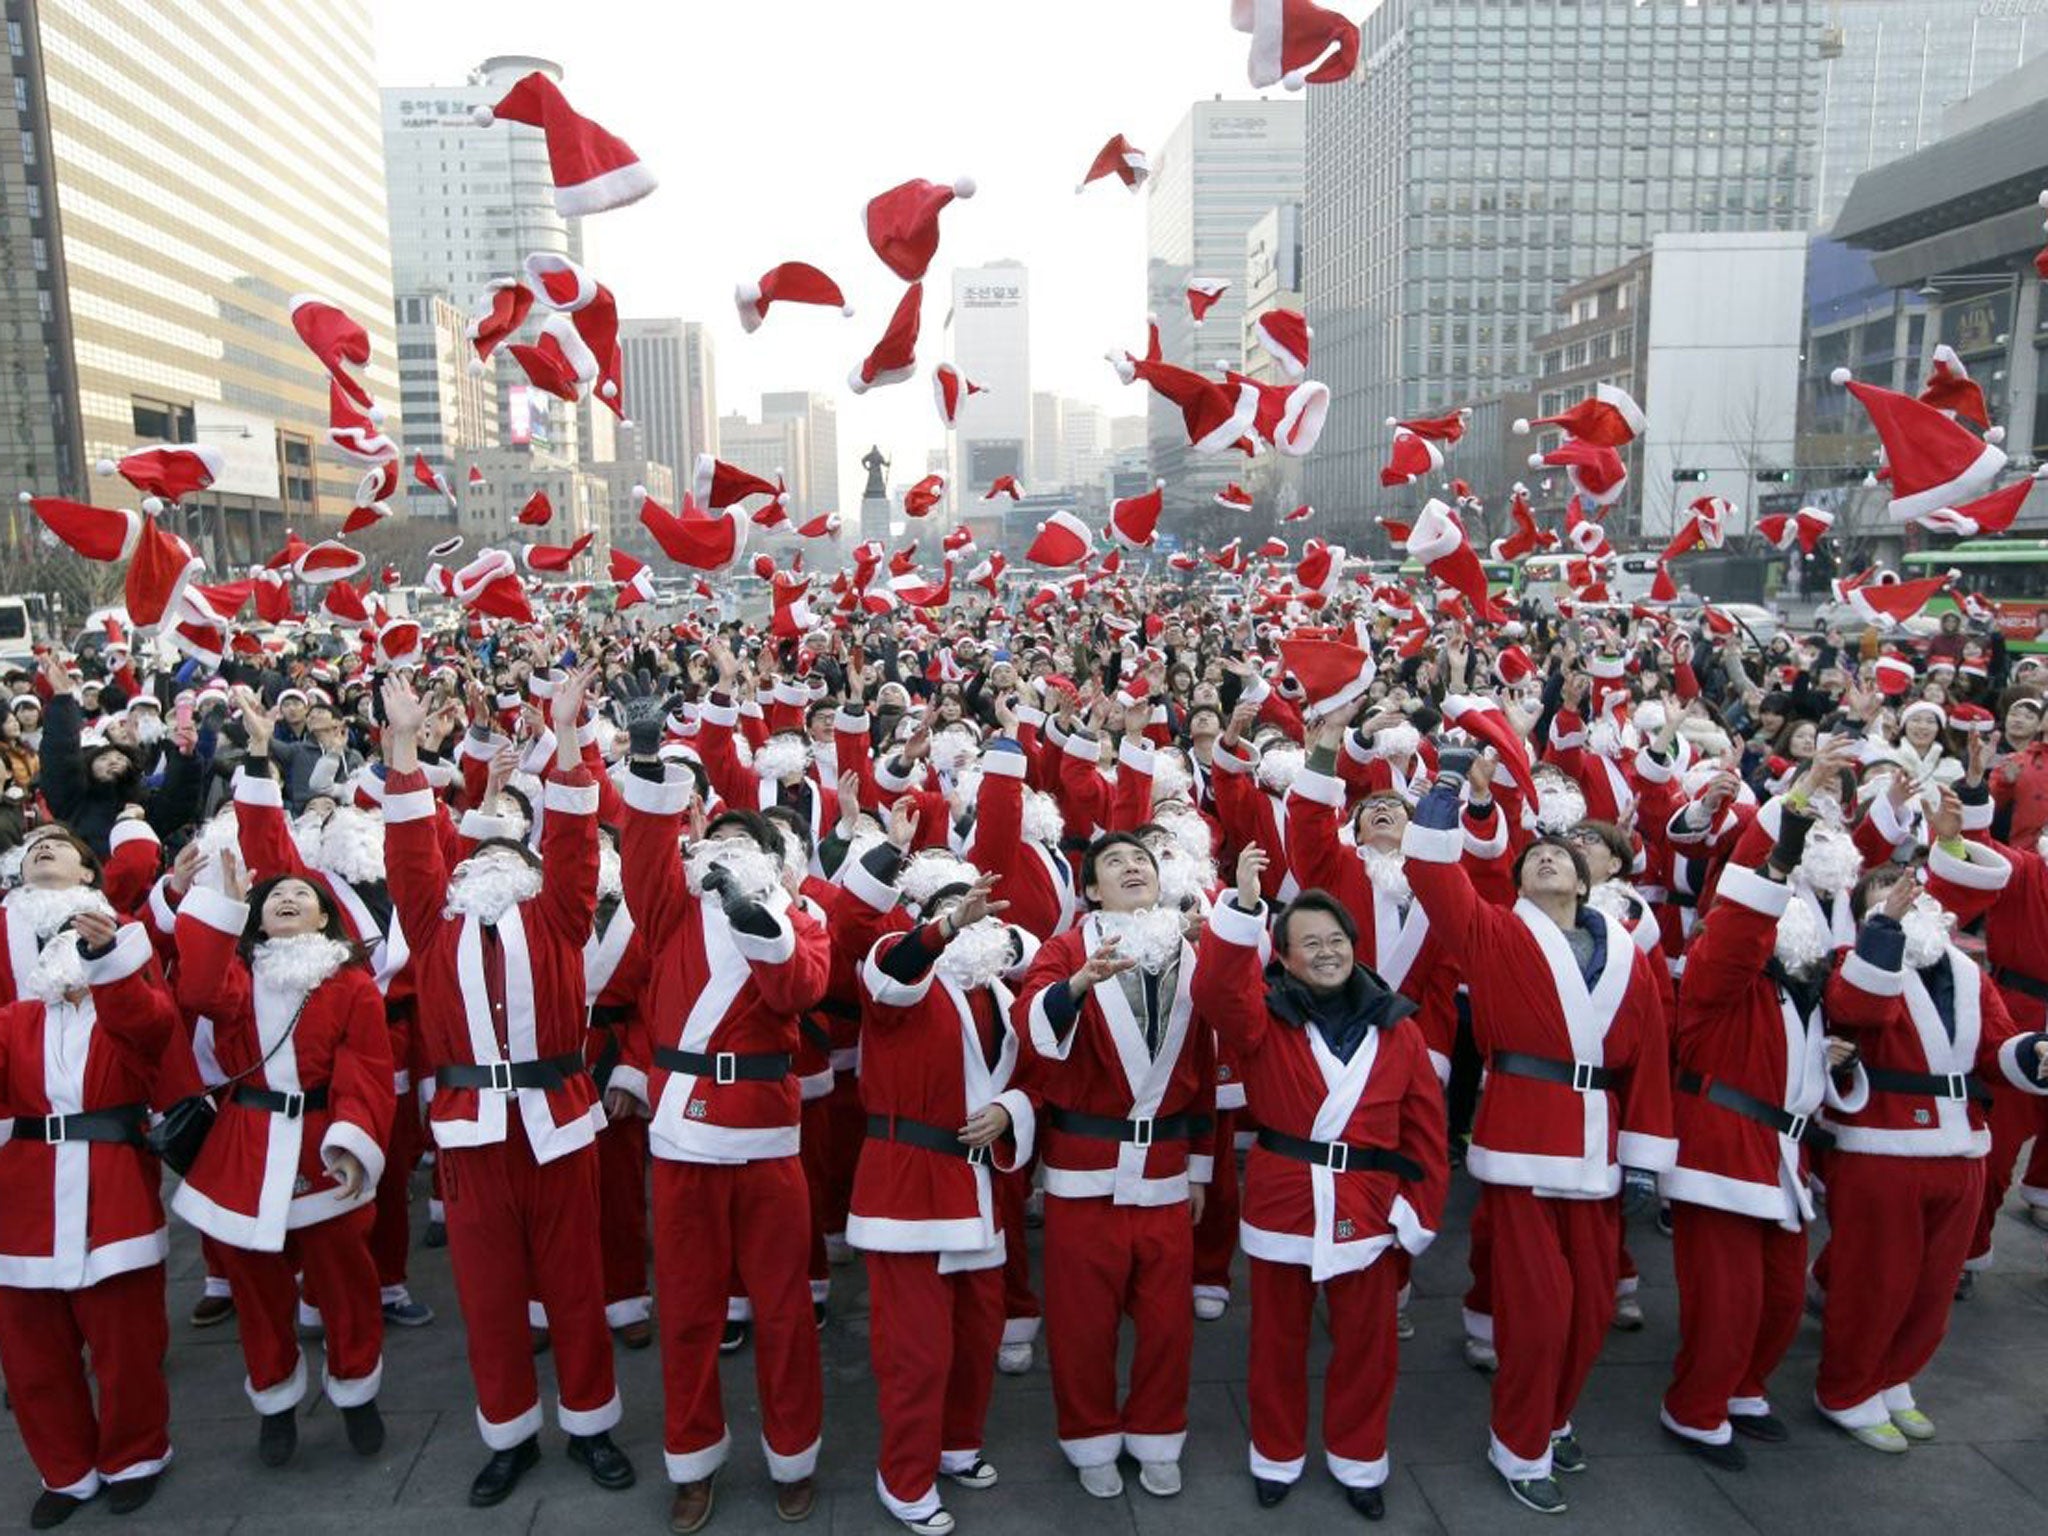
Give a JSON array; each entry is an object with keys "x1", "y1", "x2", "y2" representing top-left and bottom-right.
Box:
[
  {"x1": 442, "y1": 1124, "x2": 619, "y2": 1447},
  {"x1": 823, "y1": 1072, "x2": 864, "y2": 1238},
  {"x1": 1246, "y1": 1254, "x2": 1398, "y2": 1489},
  {"x1": 1661, "y1": 1203, "x2": 1806, "y2": 1442},
  {"x1": 217, "y1": 1207, "x2": 383, "y2": 1413},
  {"x1": 369, "y1": 1085, "x2": 421, "y2": 1295},
  {"x1": 799, "y1": 1096, "x2": 833, "y2": 1305},
  {"x1": 1463, "y1": 1189, "x2": 1495, "y2": 1341},
  {"x1": 1041, "y1": 1194, "x2": 1193, "y2": 1467},
  {"x1": 652, "y1": 1156, "x2": 823, "y2": 1484},
  {"x1": 995, "y1": 1165, "x2": 1040, "y2": 1344},
  {"x1": 596, "y1": 1114, "x2": 651, "y2": 1323},
  {"x1": 865, "y1": 1251, "x2": 1004, "y2": 1521},
  {"x1": 1816, "y1": 1153, "x2": 1982, "y2": 1428},
  {"x1": 1193, "y1": 1108, "x2": 1241, "y2": 1305},
  {"x1": 1972, "y1": 1088, "x2": 2048, "y2": 1267},
  {"x1": 0, "y1": 1264, "x2": 169, "y2": 1496},
  {"x1": 1483, "y1": 1185, "x2": 1620, "y2": 1480}
]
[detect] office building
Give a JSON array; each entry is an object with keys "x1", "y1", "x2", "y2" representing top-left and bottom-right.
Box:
[
  {"x1": 1060, "y1": 398, "x2": 1110, "y2": 495},
  {"x1": 1242, "y1": 202, "x2": 1307, "y2": 513},
  {"x1": 948, "y1": 262, "x2": 1031, "y2": 498},
  {"x1": 0, "y1": 0, "x2": 399, "y2": 582},
  {"x1": 1815, "y1": 0, "x2": 2048, "y2": 228},
  {"x1": 1031, "y1": 393, "x2": 1063, "y2": 489},
  {"x1": 1523, "y1": 254, "x2": 1654, "y2": 529},
  {"x1": 1110, "y1": 415, "x2": 1148, "y2": 453},
  {"x1": 1146, "y1": 99, "x2": 1304, "y2": 508},
  {"x1": 457, "y1": 449, "x2": 608, "y2": 558},
  {"x1": 620, "y1": 318, "x2": 717, "y2": 489},
  {"x1": 591, "y1": 456, "x2": 677, "y2": 572},
  {"x1": 396, "y1": 293, "x2": 496, "y2": 497},
  {"x1": 1304, "y1": 1, "x2": 1823, "y2": 536},
  {"x1": 761, "y1": 391, "x2": 839, "y2": 515}
]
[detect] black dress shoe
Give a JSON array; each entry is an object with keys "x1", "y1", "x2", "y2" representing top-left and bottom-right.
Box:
[
  {"x1": 1346, "y1": 1485, "x2": 1385, "y2": 1521},
  {"x1": 28, "y1": 1489, "x2": 90, "y2": 1529},
  {"x1": 424, "y1": 1219, "x2": 447, "y2": 1248},
  {"x1": 342, "y1": 1401, "x2": 386, "y2": 1456},
  {"x1": 1254, "y1": 1476, "x2": 1291, "y2": 1508},
  {"x1": 106, "y1": 1474, "x2": 158, "y2": 1515},
  {"x1": 567, "y1": 1432, "x2": 636, "y2": 1490},
  {"x1": 720, "y1": 1319, "x2": 750, "y2": 1353},
  {"x1": 1728, "y1": 1411, "x2": 1789, "y2": 1444},
  {"x1": 469, "y1": 1437, "x2": 541, "y2": 1507},
  {"x1": 258, "y1": 1409, "x2": 297, "y2": 1467},
  {"x1": 1660, "y1": 1424, "x2": 1747, "y2": 1471}
]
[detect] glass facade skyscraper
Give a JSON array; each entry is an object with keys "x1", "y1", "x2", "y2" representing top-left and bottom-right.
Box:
[{"x1": 1304, "y1": 1, "x2": 1823, "y2": 534}]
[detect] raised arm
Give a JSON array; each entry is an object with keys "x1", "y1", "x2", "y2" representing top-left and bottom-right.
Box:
[
  {"x1": 534, "y1": 665, "x2": 600, "y2": 946},
  {"x1": 378, "y1": 674, "x2": 453, "y2": 957},
  {"x1": 1191, "y1": 848, "x2": 1274, "y2": 1059}
]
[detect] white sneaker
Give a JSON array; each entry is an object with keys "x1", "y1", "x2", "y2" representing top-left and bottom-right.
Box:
[
  {"x1": 1464, "y1": 1335, "x2": 1498, "y2": 1372},
  {"x1": 1078, "y1": 1462, "x2": 1124, "y2": 1499},
  {"x1": 945, "y1": 1457, "x2": 998, "y2": 1490},
  {"x1": 1137, "y1": 1461, "x2": 1181, "y2": 1498},
  {"x1": 1611, "y1": 1295, "x2": 1645, "y2": 1331},
  {"x1": 1193, "y1": 1294, "x2": 1227, "y2": 1321},
  {"x1": 996, "y1": 1341, "x2": 1033, "y2": 1375},
  {"x1": 899, "y1": 1510, "x2": 955, "y2": 1535},
  {"x1": 1396, "y1": 1308, "x2": 1415, "y2": 1340}
]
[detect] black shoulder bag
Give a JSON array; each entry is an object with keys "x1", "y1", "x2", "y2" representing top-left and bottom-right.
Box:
[{"x1": 146, "y1": 995, "x2": 309, "y2": 1177}]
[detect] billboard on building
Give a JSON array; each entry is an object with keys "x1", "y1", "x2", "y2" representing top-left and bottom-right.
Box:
[{"x1": 192, "y1": 403, "x2": 281, "y2": 499}]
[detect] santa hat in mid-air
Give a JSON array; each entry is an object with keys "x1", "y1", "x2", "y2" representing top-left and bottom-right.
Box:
[
  {"x1": 797, "y1": 512, "x2": 843, "y2": 539},
  {"x1": 1512, "y1": 382, "x2": 1646, "y2": 448},
  {"x1": 1440, "y1": 694, "x2": 1537, "y2": 804},
  {"x1": 1919, "y1": 345, "x2": 1995, "y2": 433},
  {"x1": 982, "y1": 474, "x2": 1023, "y2": 502},
  {"x1": 1849, "y1": 569, "x2": 1954, "y2": 627},
  {"x1": 609, "y1": 548, "x2": 657, "y2": 610},
  {"x1": 1658, "y1": 496, "x2": 1734, "y2": 562},
  {"x1": 22, "y1": 497, "x2": 201, "y2": 631},
  {"x1": 903, "y1": 474, "x2": 946, "y2": 519},
  {"x1": 1295, "y1": 539, "x2": 1345, "y2": 607},
  {"x1": 1915, "y1": 468, "x2": 2048, "y2": 537},
  {"x1": 290, "y1": 293, "x2": 376, "y2": 412},
  {"x1": 850, "y1": 283, "x2": 923, "y2": 394},
  {"x1": 1831, "y1": 367, "x2": 2006, "y2": 523},
  {"x1": 736, "y1": 262, "x2": 851, "y2": 334},
  {"x1": 1250, "y1": 309, "x2": 1311, "y2": 378},
  {"x1": 1186, "y1": 280, "x2": 1229, "y2": 324},
  {"x1": 637, "y1": 489, "x2": 747, "y2": 571},
  {"x1": 1215, "y1": 483, "x2": 1254, "y2": 513},
  {"x1": 466, "y1": 278, "x2": 533, "y2": 373},
  {"x1": 1279, "y1": 636, "x2": 1374, "y2": 717},
  {"x1": 932, "y1": 362, "x2": 987, "y2": 426},
  {"x1": 1380, "y1": 427, "x2": 1444, "y2": 487},
  {"x1": 474, "y1": 70, "x2": 656, "y2": 217},
  {"x1": 863, "y1": 177, "x2": 975, "y2": 283},
  {"x1": 1078, "y1": 134, "x2": 1148, "y2": 193},
  {"x1": 413, "y1": 452, "x2": 458, "y2": 509},
  {"x1": 1405, "y1": 498, "x2": 1495, "y2": 620},
  {"x1": 1755, "y1": 505, "x2": 1833, "y2": 555},
  {"x1": 693, "y1": 454, "x2": 784, "y2": 511},
  {"x1": 1231, "y1": 0, "x2": 1362, "y2": 90},
  {"x1": 1530, "y1": 438, "x2": 1628, "y2": 506},
  {"x1": 516, "y1": 491, "x2": 555, "y2": 527},
  {"x1": 98, "y1": 444, "x2": 224, "y2": 514},
  {"x1": 449, "y1": 548, "x2": 535, "y2": 624},
  {"x1": 1109, "y1": 481, "x2": 1165, "y2": 549},
  {"x1": 521, "y1": 532, "x2": 594, "y2": 573},
  {"x1": 293, "y1": 538, "x2": 367, "y2": 587},
  {"x1": 1025, "y1": 510, "x2": 1094, "y2": 568}
]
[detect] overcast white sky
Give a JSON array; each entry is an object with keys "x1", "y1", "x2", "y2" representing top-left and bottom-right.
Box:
[{"x1": 367, "y1": 0, "x2": 1270, "y2": 502}]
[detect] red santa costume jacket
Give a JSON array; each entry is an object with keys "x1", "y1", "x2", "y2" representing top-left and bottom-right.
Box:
[
  {"x1": 1015, "y1": 918, "x2": 1217, "y2": 1204},
  {"x1": 1052, "y1": 727, "x2": 1153, "y2": 844},
  {"x1": 1543, "y1": 710, "x2": 1640, "y2": 829},
  {"x1": 382, "y1": 767, "x2": 603, "y2": 1162},
  {"x1": 1210, "y1": 743, "x2": 1295, "y2": 904},
  {"x1": 0, "y1": 830, "x2": 160, "y2": 1005},
  {"x1": 1926, "y1": 834, "x2": 2048, "y2": 1029},
  {"x1": 969, "y1": 742, "x2": 1076, "y2": 940},
  {"x1": 1401, "y1": 811, "x2": 1676, "y2": 1196},
  {"x1": 851, "y1": 927, "x2": 1039, "y2": 1267},
  {"x1": 1194, "y1": 900, "x2": 1449, "y2": 1280},
  {"x1": 694, "y1": 695, "x2": 839, "y2": 867},
  {"x1": 615, "y1": 770, "x2": 831, "y2": 1163},
  {"x1": 0, "y1": 922, "x2": 187, "y2": 1288},
  {"x1": 170, "y1": 888, "x2": 394, "y2": 1250}
]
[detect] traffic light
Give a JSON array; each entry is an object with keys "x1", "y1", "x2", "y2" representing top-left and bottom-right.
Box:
[
  {"x1": 1672, "y1": 468, "x2": 1708, "y2": 483},
  {"x1": 1755, "y1": 469, "x2": 1793, "y2": 484}
]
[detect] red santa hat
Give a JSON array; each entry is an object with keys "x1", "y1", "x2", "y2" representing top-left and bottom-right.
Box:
[
  {"x1": 1215, "y1": 482, "x2": 1255, "y2": 513},
  {"x1": 1404, "y1": 497, "x2": 1495, "y2": 620},
  {"x1": 473, "y1": 71, "x2": 656, "y2": 217},
  {"x1": 1512, "y1": 382, "x2": 1646, "y2": 448},
  {"x1": 1831, "y1": 368, "x2": 2006, "y2": 523},
  {"x1": 1563, "y1": 500, "x2": 1612, "y2": 560},
  {"x1": 850, "y1": 282, "x2": 924, "y2": 394},
  {"x1": 412, "y1": 452, "x2": 458, "y2": 509},
  {"x1": 693, "y1": 454, "x2": 784, "y2": 511},
  {"x1": 467, "y1": 465, "x2": 486, "y2": 489},
  {"x1": 1658, "y1": 495, "x2": 1734, "y2": 561},
  {"x1": 982, "y1": 474, "x2": 1023, "y2": 501},
  {"x1": 1649, "y1": 561, "x2": 1679, "y2": 604},
  {"x1": 1440, "y1": 694, "x2": 1537, "y2": 804},
  {"x1": 932, "y1": 362, "x2": 987, "y2": 426},
  {"x1": 1133, "y1": 363, "x2": 1258, "y2": 455},
  {"x1": 378, "y1": 564, "x2": 401, "y2": 590},
  {"x1": 797, "y1": 512, "x2": 843, "y2": 539},
  {"x1": 1379, "y1": 426, "x2": 1444, "y2": 487},
  {"x1": 24, "y1": 494, "x2": 144, "y2": 565},
  {"x1": 903, "y1": 474, "x2": 946, "y2": 519},
  {"x1": 607, "y1": 548, "x2": 657, "y2": 610},
  {"x1": 293, "y1": 539, "x2": 366, "y2": 586},
  {"x1": 1226, "y1": 370, "x2": 1330, "y2": 457},
  {"x1": 1250, "y1": 309, "x2": 1311, "y2": 379},
  {"x1": 1919, "y1": 345, "x2": 1995, "y2": 434},
  {"x1": 1231, "y1": 0, "x2": 1361, "y2": 89},
  {"x1": 521, "y1": 532, "x2": 593, "y2": 573},
  {"x1": 450, "y1": 549, "x2": 536, "y2": 625},
  {"x1": 512, "y1": 490, "x2": 554, "y2": 527},
  {"x1": 1295, "y1": 539, "x2": 1345, "y2": 606},
  {"x1": 289, "y1": 294, "x2": 374, "y2": 412},
  {"x1": 169, "y1": 618, "x2": 225, "y2": 669},
  {"x1": 339, "y1": 497, "x2": 392, "y2": 536},
  {"x1": 1185, "y1": 280, "x2": 1229, "y2": 324},
  {"x1": 1852, "y1": 570, "x2": 1953, "y2": 627},
  {"x1": 1755, "y1": 505, "x2": 1833, "y2": 555},
  {"x1": 1873, "y1": 651, "x2": 1917, "y2": 696},
  {"x1": 466, "y1": 277, "x2": 532, "y2": 372},
  {"x1": 735, "y1": 262, "x2": 851, "y2": 334},
  {"x1": 1256, "y1": 536, "x2": 1288, "y2": 560},
  {"x1": 942, "y1": 526, "x2": 975, "y2": 553},
  {"x1": 637, "y1": 488, "x2": 747, "y2": 571},
  {"x1": 97, "y1": 444, "x2": 223, "y2": 515},
  {"x1": 863, "y1": 177, "x2": 975, "y2": 283},
  {"x1": 180, "y1": 578, "x2": 253, "y2": 627},
  {"x1": 1914, "y1": 468, "x2": 2046, "y2": 537},
  {"x1": 373, "y1": 617, "x2": 422, "y2": 669},
  {"x1": 508, "y1": 321, "x2": 586, "y2": 402},
  {"x1": 1495, "y1": 645, "x2": 1536, "y2": 687},
  {"x1": 969, "y1": 552, "x2": 1007, "y2": 595},
  {"x1": 1387, "y1": 407, "x2": 1470, "y2": 445},
  {"x1": 1278, "y1": 636, "x2": 1374, "y2": 717},
  {"x1": 1109, "y1": 480, "x2": 1165, "y2": 549},
  {"x1": 1025, "y1": 510, "x2": 1094, "y2": 568},
  {"x1": 325, "y1": 382, "x2": 395, "y2": 466},
  {"x1": 321, "y1": 580, "x2": 370, "y2": 628},
  {"x1": 1282, "y1": 503, "x2": 1314, "y2": 523},
  {"x1": 1077, "y1": 134, "x2": 1149, "y2": 193},
  {"x1": 1531, "y1": 438, "x2": 1628, "y2": 506},
  {"x1": 1949, "y1": 702, "x2": 1996, "y2": 735}
]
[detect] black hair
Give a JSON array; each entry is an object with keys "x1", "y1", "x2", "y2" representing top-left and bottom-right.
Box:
[
  {"x1": 467, "y1": 834, "x2": 542, "y2": 872},
  {"x1": 1080, "y1": 831, "x2": 1158, "y2": 907},
  {"x1": 1274, "y1": 890, "x2": 1358, "y2": 954},
  {"x1": 1511, "y1": 834, "x2": 1590, "y2": 897},
  {"x1": 1568, "y1": 819, "x2": 1632, "y2": 869},
  {"x1": 705, "y1": 808, "x2": 786, "y2": 862},
  {"x1": 763, "y1": 803, "x2": 814, "y2": 858},
  {"x1": 804, "y1": 700, "x2": 835, "y2": 728},
  {"x1": 1850, "y1": 861, "x2": 1917, "y2": 923},
  {"x1": 501, "y1": 785, "x2": 534, "y2": 830},
  {"x1": 22, "y1": 827, "x2": 103, "y2": 887},
  {"x1": 238, "y1": 872, "x2": 366, "y2": 963}
]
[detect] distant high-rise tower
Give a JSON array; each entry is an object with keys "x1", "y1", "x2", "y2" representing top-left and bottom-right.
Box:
[
  {"x1": 948, "y1": 263, "x2": 1031, "y2": 504},
  {"x1": 621, "y1": 319, "x2": 718, "y2": 485},
  {"x1": 761, "y1": 391, "x2": 839, "y2": 515}
]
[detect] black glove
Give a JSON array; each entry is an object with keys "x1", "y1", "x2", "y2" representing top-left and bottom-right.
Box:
[
  {"x1": 609, "y1": 668, "x2": 671, "y2": 758},
  {"x1": 1435, "y1": 746, "x2": 1477, "y2": 785},
  {"x1": 1767, "y1": 805, "x2": 1813, "y2": 877}
]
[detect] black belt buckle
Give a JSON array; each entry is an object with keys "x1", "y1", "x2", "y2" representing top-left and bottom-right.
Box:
[
  {"x1": 1943, "y1": 1073, "x2": 1967, "y2": 1101},
  {"x1": 966, "y1": 1142, "x2": 992, "y2": 1167},
  {"x1": 1571, "y1": 1061, "x2": 1597, "y2": 1093},
  {"x1": 42, "y1": 1113, "x2": 64, "y2": 1144},
  {"x1": 1323, "y1": 1140, "x2": 1350, "y2": 1174},
  {"x1": 280, "y1": 1090, "x2": 305, "y2": 1120},
  {"x1": 714, "y1": 1052, "x2": 738, "y2": 1086},
  {"x1": 488, "y1": 1061, "x2": 514, "y2": 1094},
  {"x1": 1784, "y1": 1112, "x2": 1808, "y2": 1142},
  {"x1": 1129, "y1": 1116, "x2": 1153, "y2": 1148}
]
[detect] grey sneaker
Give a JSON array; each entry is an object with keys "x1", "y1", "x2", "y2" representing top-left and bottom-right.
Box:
[
  {"x1": 382, "y1": 1298, "x2": 435, "y2": 1328},
  {"x1": 1506, "y1": 1475, "x2": 1568, "y2": 1515}
]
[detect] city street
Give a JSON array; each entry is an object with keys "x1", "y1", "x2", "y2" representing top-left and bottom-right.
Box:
[{"x1": 8, "y1": 1170, "x2": 2048, "y2": 1535}]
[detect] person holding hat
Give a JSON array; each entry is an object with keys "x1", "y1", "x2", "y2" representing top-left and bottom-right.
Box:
[{"x1": 1991, "y1": 693, "x2": 2048, "y2": 847}]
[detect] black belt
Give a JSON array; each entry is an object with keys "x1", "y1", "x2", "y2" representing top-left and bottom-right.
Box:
[
  {"x1": 1256, "y1": 1126, "x2": 1422, "y2": 1180},
  {"x1": 1677, "y1": 1071, "x2": 1835, "y2": 1151},
  {"x1": 814, "y1": 997, "x2": 861, "y2": 1022},
  {"x1": 1995, "y1": 966, "x2": 2048, "y2": 1004},
  {"x1": 654, "y1": 1047, "x2": 791, "y2": 1084},
  {"x1": 866, "y1": 1112, "x2": 991, "y2": 1166},
  {"x1": 11, "y1": 1103, "x2": 147, "y2": 1145},
  {"x1": 438, "y1": 1053, "x2": 588, "y2": 1092},
  {"x1": 590, "y1": 1031, "x2": 623, "y2": 1095},
  {"x1": 1492, "y1": 1051, "x2": 1614, "y2": 1092},
  {"x1": 1664, "y1": 889, "x2": 1698, "y2": 910},
  {"x1": 798, "y1": 1017, "x2": 833, "y2": 1054},
  {"x1": 231, "y1": 1084, "x2": 330, "y2": 1118},
  {"x1": 1047, "y1": 1105, "x2": 1212, "y2": 1146},
  {"x1": 1863, "y1": 1066, "x2": 1992, "y2": 1107},
  {"x1": 589, "y1": 1003, "x2": 633, "y2": 1028}
]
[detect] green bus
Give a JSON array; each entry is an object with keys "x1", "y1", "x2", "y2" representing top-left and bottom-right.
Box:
[{"x1": 1901, "y1": 539, "x2": 2048, "y2": 653}]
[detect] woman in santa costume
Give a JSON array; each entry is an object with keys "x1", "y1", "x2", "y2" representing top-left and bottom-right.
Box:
[
  {"x1": 1818, "y1": 807, "x2": 2048, "y2": 1451},
  {"x1": 843, "y1": 837, "x2": 1039, "y2": 1535},
  {"x1": 168, "y1": 841, "x2": 394, "y2": 1466},
  {"x1": 1193, "y1": 850, "x2": 1448, "y2": 1522},
  {"x1": 1401, "y1": 753, "x2": 1674, "y2": 1516},
  {"x1": 0, "y1": 841, "x2": 190, "y2": 1527},
  {"x1": 1013, "y1": 827, "x2": 1216, "y2": 1502}
]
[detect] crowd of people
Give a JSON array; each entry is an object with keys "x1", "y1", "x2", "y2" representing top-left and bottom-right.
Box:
[{"x1": 4, "y1": 586, "x2": 2048, "y2": 1534}]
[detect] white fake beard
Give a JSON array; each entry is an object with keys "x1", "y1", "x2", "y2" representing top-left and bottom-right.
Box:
[
  {"x1": 928, "y1": 727, "x2": 980, "y2": 779},
  {"x1": 684, "y1": 839, "x2": 782, "y2": 904},
  {"x1": 1095, "y1": 906, "x2": 1187, "y2": 975},
  {"x1": 1808, "y1": 791, "x2": 1846, "y2": 830},
  {"x1": 23, "y1": 930, "x2": 88, "y2": 1006},
  {"x1": 844, "y1": 827, "x2": 888, "y2": 870},
  {"x1": 596, "y1": 842, "x2": 623, "y2": 902},
  {"x1": 1585, "y1": 879, "x2": 1634, "y2": 924},
  {"x1": 315, "y1": 807, "x2": 385, "y2": 887},
  {"x1": 1797, "y1": 826, "x2": 1862, "y2": 897},
  {"x1": 1255, "y1": 744, "x2": 1305, "y2": 796},
  {"x1": 1371, "y1": 723, "x2": 1421, "y2": 763},
  {"x1": 934, "y1": 917, "x2": 1017, "y2": 990},
  {"x1": 194, "y1": 809, "x2": 240, "y2": 890},
  {"x1": 1588, "y1": 718, "x2": 1631, "y2": 760},
  {"x1": 1022, "y1": 790, "x2": 1065, "y2": 847},
  {"x1": 1361, "y1": 846, "x2": 1412, "y2": 905},
  {"x1": 132, "y1": 714, "x2": 165, "y2": 747},
  {"x1": 0, "y1": 844, "x2": 24, "y2": 889},
  {"x1": 6, "y1": 885, "x2": 113, "y2": 942},
  {"x1": 1155, "y1": 808, "x2": 1213, "y2": 865},
  {"x1": 1150, "y1": 752, "x2": 1193, "y2": 805},
  {"x1": 754, "y1": 734, "x2": 814, "y2": 784},
  {"x1": 250, "y1": 933, "x2": 353, "y2": 996},
  {"x1": 1901, "y1": 895, "x2": 1955, "y2": 971},
  {"x1": 444, "y1": 856, "x2": 544, "y2": 923},
  {"x1": 290, "y1": 809, "x2": 326, "y2": 868},
  {"x1": 950, "y1": 765, "x2": 983, "y2": 820},
  {"x1": 902, "y1": 851, "x2": 980, "y2": 908},
  {"x1": 1534, "y1": 780, "x2": 1587, "y2": 835},
  {"x1": 1155, "y1": 846, "x2": 1215, "y2": 909},
  {"x1": 777, "y1": 834, "x2": 808, "y2": 884},
  {"x1": 1773, "y1": 893, "x2": 1829, "y2": 976}
]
